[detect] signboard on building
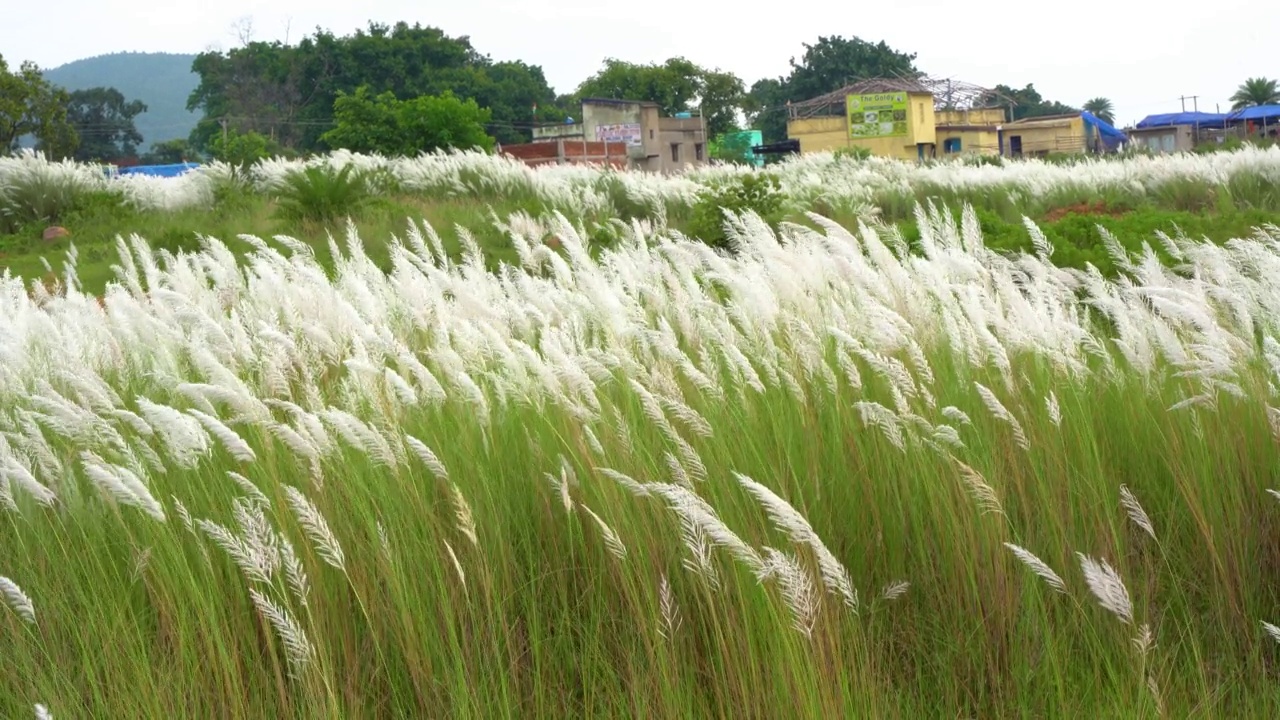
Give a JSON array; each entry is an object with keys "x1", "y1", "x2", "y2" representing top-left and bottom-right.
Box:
[
  {"x1": 595, "y1": 123, "x2": 643, "y2": 146},
  {"x1": 846, "y1": 93, "x2": 909, "y2": 138}
]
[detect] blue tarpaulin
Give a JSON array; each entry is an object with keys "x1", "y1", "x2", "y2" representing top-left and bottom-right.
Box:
[
  {"x1": 1226, "y1": 105, "x2": 1280, "y2": 122},
  {"x1": 1080, "y1": 111, "x2": 1127, "y2": 150},
  {"x1": 1136, "y1": 112, "x2": 1229, "y2": 129},
  {"x1": 115, "y1": 163, "x2": 200, "y2": 178}
]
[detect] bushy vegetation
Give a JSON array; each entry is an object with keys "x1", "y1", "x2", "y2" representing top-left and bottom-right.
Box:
[
  {"x1": 7, "y1": 145, "x2": 1280, "y2": 296},
  {"x1": 4, "y1": 182, "x2": 1280, "y2": 716},
  {"x1": 6, "y1": 147, "x2": 1280, "y2": 717},
  {"x1": 271, "y1": 164, "x2": 380, "y2": 225},
  {"x1": 687, "y1": 173, "x2": 785, "y2": 249}
]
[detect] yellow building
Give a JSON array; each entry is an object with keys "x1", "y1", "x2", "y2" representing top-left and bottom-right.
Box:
[
  {"x1": 1000, "y1": 113, "x2": 1111, "y2": 156},
  {"x1": 934, "y1": 107, "x2": 1007, "y2": 157},
  {"x1": 785, "y1": 78, "x2": 1009, "y2": 160}
]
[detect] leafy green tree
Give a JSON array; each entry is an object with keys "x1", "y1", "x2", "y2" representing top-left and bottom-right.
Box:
[
  {"x1": 746, "y1": 36, "x2": 920, "y2": 142},
  {"x1": 709, "y1": 131, "x2": 757, "y2": 165},
  {"x1": 698, "y1": 70, "x2": 747, "y2": 138},
  {"x1": 140, "y1": 138, "x2": 193, "y2": 165},
  {"x1": 187, "y1": 22, "x2": 560, "y2": 152},
  {"x1": 471, "y1": 60, "x2": 566, "y2": 141},
  {"x1": 980, "y1": 84, "x2": 1078, "y2": 120},
  {"x1": 320, "y1": 86, "x2": 494, "y2": 156},
  {"x1": 0, "y1": 55, "x2": 78, "y2": 157},
  {"x1": 784, "y1": 36, "x2": 920, "y2": 102},
  {"x1": 208, "y1": 128, "x2": 279, "y2": 167},
  {"x1": 1083, "y1": 97, "x2": 1115, "y2": 125},
  {"x1": 575, "y1": 57, "x2": 704, "y2": 116},
  {"x1": 1230, "y1": 77, "x2": 1280, "y2": 110},
  {"x1": 65, "y1": 87, "x2": 147, "y2": 161},
  {"x1": 573, "y1": 57, "x2": 745, "y2": 138},
  {"x1": 187, "y1": 40, "x2": 307, "y2": 151}
]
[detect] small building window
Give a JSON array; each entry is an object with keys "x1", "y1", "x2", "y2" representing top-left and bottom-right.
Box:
[
  {"x1": 671, "y1": 143, "x2": 680, "y2": 162},
  {"x1": 695, "y1": 143, "x2": 704, "y2": 161},
  {"x1": 649, "y1": 129, "x2": 655, "y2": 140},
  {"x1": 943, "y1": 138, "x2": 962, "y2": 154}
]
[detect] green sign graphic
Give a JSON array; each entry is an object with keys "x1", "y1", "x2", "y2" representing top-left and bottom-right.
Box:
[{"x1": 847, "y1": 93, "x2": 909, "y2": 138}]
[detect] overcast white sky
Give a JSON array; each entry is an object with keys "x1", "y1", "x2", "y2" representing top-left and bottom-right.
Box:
[{"x1": 4, "y1": 1, "x2": 1276, "y2": 127}]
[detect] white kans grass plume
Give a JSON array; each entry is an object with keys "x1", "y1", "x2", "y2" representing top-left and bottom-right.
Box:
[
  {"x1": 249, "y1": 587, "x2": 315, "y2": 675},
  {"x1": 1, "y1": 575, "x2": 36, "y2": 624},
  {"x1": 1004, "y1": 543, "x2": 1068, "y2": 594},
  {"x1": 449, "y1": 484, "x2": 479, "y2": 547},
  {"x1": 761, "y1": 547, "x2": 821, "y2": 638},
  {"x1": 404, "y1": 434, "x2": 449, "y2": 481},
  {"x1": 955, "y1": 462, "x2": 1004, "y2": 517},
  {"x1": 880, "y1": 581, "x2": 911, "y2": 602},
  {"x1": 284, "y1": 486, "x2": 346, "y2": 573},
  {"x1": 734, "y1": 472, "x2": 858, "y2": 612},
  {"x1": 974, "y1": 382, "x2": 1030, "y2": 451},
  {"x1": 1119, "y1": 485, "x2": 1157, "y2": 541},
  {"x1": 187, "y1": 409, "x2": 257, "y2": 463},
  {"x1": 7, "y1": 148, "x2": 1280, "y2": 706},
  {"x1": 80, "y1": 452, "x2": 166, "y2": 522},
  {"x1": 1076, "y1": 553, "x2": 1134, "y2": 625},
  {"x1": 658, "y1": 574, "x2": 681, "y2": 640},
  {"x1": 580, "y1": 505, "x2": 628, "y2": 561},
  {"x1": 1262, "y1": 621, "x2": 1280, "y2": 645}
]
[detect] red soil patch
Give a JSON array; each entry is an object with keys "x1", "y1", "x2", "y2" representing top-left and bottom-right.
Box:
[{"x1": 1041, "y1": 201, "x2": 1129, "y2": 223}]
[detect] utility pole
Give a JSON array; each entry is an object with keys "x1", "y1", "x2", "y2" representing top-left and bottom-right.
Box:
[
  {"x1": 699, "y1": 106, "x2": 707, "y2": 163},
  {"x1": 220, "y1": 117, "x2": 229, "y2": 149}
]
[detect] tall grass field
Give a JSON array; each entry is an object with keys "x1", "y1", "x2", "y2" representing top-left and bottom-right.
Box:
[{"x1": 5, "y1": 147, "x2": 1280, "y2": 717}]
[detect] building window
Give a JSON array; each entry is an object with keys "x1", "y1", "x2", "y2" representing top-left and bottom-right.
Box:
[
  {"x1": 1161, "y1": 134, "x2": 1175, "y2": 152},
  {"x1": 943, "y1": 138, "x2": 962, "y2": 154},
  {"x1": 670, "y1": 143, "x2": 680, "y2": 162},
  {"x1": 649, "y1": 129, "x2": 655, "y2": 140},
  {"x1": 695, "y1": 143, "x2": 704, "y2": 161}
]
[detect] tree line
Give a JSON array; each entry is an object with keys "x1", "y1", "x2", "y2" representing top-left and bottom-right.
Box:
[{"x1": 5, "y1": 22, "x2": 1279, "y2": 165}]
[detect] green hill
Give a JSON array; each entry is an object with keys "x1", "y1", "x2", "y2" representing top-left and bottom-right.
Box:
[{"x1": 43, "y1": 52, "x2": 200, "y2": 149}]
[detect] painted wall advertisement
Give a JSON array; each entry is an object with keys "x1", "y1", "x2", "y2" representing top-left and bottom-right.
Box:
[
  {"x1": 846, "y1": 93, "x2": 909, "y2": 138},
  {"x1": 595, "y1": 123, "x2": 643, "y2": 145}
]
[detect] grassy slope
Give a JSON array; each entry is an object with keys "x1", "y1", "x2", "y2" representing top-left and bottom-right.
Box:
[{"x1": 5, "y1": 185, "x2": 1280, "y2": 296}]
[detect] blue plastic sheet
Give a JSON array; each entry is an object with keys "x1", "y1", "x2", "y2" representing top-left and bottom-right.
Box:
[
  {"x1": 116, "y1": 163, "x2": 200, "y2": 178},
  {"x1": 1136, "y1": 112, "x2": 1228, "y2": 129}
]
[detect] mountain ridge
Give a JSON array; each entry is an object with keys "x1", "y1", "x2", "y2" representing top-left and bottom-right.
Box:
[{"x1": 42, "y1": 51, "x2": 201, "y2": 149}]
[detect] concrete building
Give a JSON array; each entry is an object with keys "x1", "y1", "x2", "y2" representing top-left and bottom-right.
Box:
[
  {"x1": 785, "y1": 77, "x2": 1129, "y2": 161},
  {"x1": 1128, "y1": 112, "x2": 1228, "y2": 154},
  {"x1": 998, "y1": 112, "x2": 1126, "y2": 157},
  {"x1": 510, "y1": 97, "x2": 707, "y2": 172},
  {"x1": 786, "y1": 79, "x2": 938, "y2": 160},
  {"x1": 500, "y1": 140, "x2": 629, "y2": 168},
  {"x1": 785, "y1": 78, "x2": 1007, "y2": 160},
  {"x1": 935, "y1": 107, "x2": 1007, "y2": 157}
]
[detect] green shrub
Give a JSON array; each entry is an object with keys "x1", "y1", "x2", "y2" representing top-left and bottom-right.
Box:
[
  {"x1": 833, "y1": 145, "x2": 873, "y2": 161},
  {"x1": 0, "y1": 168, "x2": 109, "y2": 233},
  {"x1": 686, "y1": 173, "x2": 785, "y2": 250},
  {"x1": 959, "y1": 153, "x2": 1004, "y2": 168},
  {"x1": 273, "y1": 164, "x2": 376, "y2": 225},
  {"x1": 209, "y1": 129, "x2": 280, "y2": 169}
]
